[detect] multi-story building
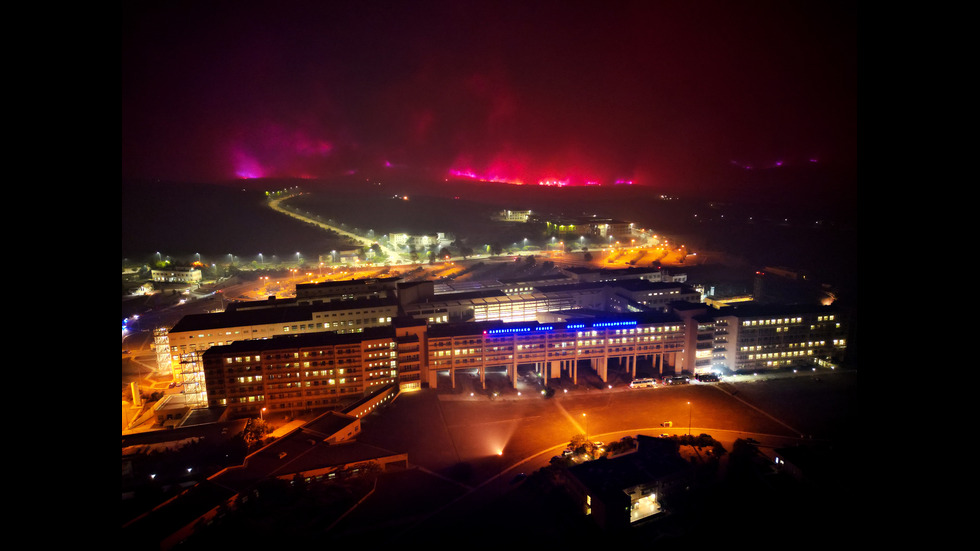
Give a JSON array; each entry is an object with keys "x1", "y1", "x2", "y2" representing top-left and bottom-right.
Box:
[
  {"x1": 562, "y1": 266, "x2": 686, "y2": 284},
  {"x1": 200, "y1": 326, "x2": 401, "y2": 418},
  {"x1": 189, "y1": 303, "x2": 845, "y2": 419},
  {"x1": 425, "y1": 313, "x2": 686, "y2": 389},
  {"x1": 542, "y1": 216, "x2": 633, "y2": 240},
  {"x1": 295, "y1": 276, "x2": 401, "y2": 304},
  {"x1": 165, "y1": 296, "x2": 399, "y2": 406},
  {"x1": 199, "y1": 312, "x2": 689, "y2": 417},
  {"x1": 164, "y1": 269, "x2": 847, "y2": 417},
  {"x1": 674, "y1": 302, "x2": 848, "y2": 374},
  {"x1": 602, "y1": 279, "x2": 701, "y2": 313},
  {"x1": 402, "y1": 279, "x2": 700, "y2": 324},
  {"x1": 168, "y1": 297, "x2": 399, "y2": 356}
]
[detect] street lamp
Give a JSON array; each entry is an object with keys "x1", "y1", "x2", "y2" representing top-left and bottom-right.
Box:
[
  {"x1": 260, "y1": 407, "x2": 266, "y2": 421},
  {"x1": 582, "y1": 412, "x2": 588, "y2": 442},
  {"x1": 687, "y1": 401, "x2": 692, "y2": 435}
]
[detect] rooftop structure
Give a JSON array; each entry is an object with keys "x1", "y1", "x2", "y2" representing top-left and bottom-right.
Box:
[{"x1": 566, "y1": 435, "x2": 695, "y2": 530}]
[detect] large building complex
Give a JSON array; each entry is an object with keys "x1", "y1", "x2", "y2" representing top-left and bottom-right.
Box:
[{"x1": 162, "y1": 267, "x2": 848, "y2": 420}]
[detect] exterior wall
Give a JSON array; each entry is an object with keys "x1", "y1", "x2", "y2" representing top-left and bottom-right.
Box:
[
  {"x1": 175, "y1": 273, "x2": 848, "y2": 416},
  {"x1": 691, "y1": 319, "x2": 716, "y2": 374},
  {"x1": 395, "y1": 335, "x2": 423, "y2": 391},
  {"x1": 426, "y1": 319, "x2": 685, "y2": 389},
  {"x1": 295, "y1": 277, "x2": 400, "y2": 304},
  {"x1": 388, "y1": 232, "x2": 451, "y2": 249},
  {"x1": 590, "y1": 220, "x2": 631, "y2": 238},
  {"x1": 279, "y1": 451, "x2": 410, "y2": 484},
  {"x1": 616, "y1": 286, "x2": 701, "y2": 312},
  {"x1": 403, "y1": 286, "x2": 609, "y2": 324},
  {"x1": 167, "y1": 301, "x2": 398, "y2": 361},
  {"x1": 717, "y1": 307, "x2": 847, "y2": 373},
  {"x1": 496, "y1": 210, "x2": 532, "y2": 222},
  {"x1": 201, "y1": 333, "x2": 399, "y2": 418},
  {"x1": 151, "y1": 267, "x2": 202, "y2": 284},
  {"x1": 345, "y1": 384, "x2": 400, "y2": 419}
]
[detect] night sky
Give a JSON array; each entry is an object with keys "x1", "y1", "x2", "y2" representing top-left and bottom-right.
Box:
[{"x1": 122, "y1": 0, "x2": 857, "y2": 199}]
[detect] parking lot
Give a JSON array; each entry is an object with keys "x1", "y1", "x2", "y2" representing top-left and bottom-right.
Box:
[{"x1": 356, "y1": 368, "x2": 855, "y2": 487}]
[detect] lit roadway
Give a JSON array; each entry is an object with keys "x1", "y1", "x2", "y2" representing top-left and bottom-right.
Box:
[
  {"x1": 267, "y1": 193, "x2": 411, "y2": 264},
  {"x1": 348, "y1": 369, "x2": 854, "y2": 534},
  {"x1": 266, "y1": 192, "x2": 694, "y2": 269}
]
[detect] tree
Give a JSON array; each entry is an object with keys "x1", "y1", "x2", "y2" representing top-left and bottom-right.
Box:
[
  {"x1": 569, "y1": 433, "x2": 589, "y2": 450},
  {"x1": 490, "y1": 242, "x2": 503, "y2": 256}
]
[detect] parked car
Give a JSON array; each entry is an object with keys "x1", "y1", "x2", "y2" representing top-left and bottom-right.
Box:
[{"x1": 629, "y1": 378, "x2": 656, "y2": 388}]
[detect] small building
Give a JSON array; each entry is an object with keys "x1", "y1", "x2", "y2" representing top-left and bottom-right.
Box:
[
  {"x1": 495, "y1": 209, "x2": 532, "y2": 222},
  {"x1": 566, "y1": 435, "x2": 694, "y2": 531},
  {"x1": 152, "y1": 267, "x2": 202, "y2": 284},
  {"x1": 152, "y1": 393, "x2": 195, "y2": 429}
]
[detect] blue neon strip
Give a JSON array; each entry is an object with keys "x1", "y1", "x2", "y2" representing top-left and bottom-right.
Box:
[
  {"x1": 592, "y1": 320, "x2": 637, "y2": 328},
  {"x1": 484, "y1": 320, "x2": 637, "y2": 336}
]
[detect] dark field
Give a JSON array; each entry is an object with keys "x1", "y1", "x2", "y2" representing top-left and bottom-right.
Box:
[{"x1": 122, "y1": 176, "x2": 856, "y2": 300}]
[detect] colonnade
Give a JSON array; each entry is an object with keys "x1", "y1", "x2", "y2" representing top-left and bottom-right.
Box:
[{"x1": 432, "y1": 350, "x2": 678, "y2": 390}]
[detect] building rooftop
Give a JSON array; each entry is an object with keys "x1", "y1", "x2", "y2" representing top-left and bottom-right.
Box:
[
  {"x1": 425, "y1": 311, "x2": 683, "y2": 338},
  {"x1": 296, "y1": 276, "x2": 401, "y2": 291},
  {"x1": 496, "y1": 273, "x2": 571, "y2": 285},
  {"x1": 568, "y1": 435, "x2": 692, "y2": 496},
  {"x1": 603, "y1": 279, "x2": 694, "y2": 292},
  {"x1": 170, "y1": 297, "x2": 398, "y2": 333},
  {"x1": 201, "y1": 326, "x2": 397, "y2": 356},
  {"x1": 410, "y1": 289, "x2": 508, "y2": 303},
  {"x1": 715, "y1": 302, "x2": 840, "y2": 318}
]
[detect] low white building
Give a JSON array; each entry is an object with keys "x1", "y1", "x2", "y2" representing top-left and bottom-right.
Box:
[
  {"x1": 151, "y1": 267, "x2": 202, "y2": 284},
  {"x1": 388, "y1": 232, "x2": 452, "y2": 249}
]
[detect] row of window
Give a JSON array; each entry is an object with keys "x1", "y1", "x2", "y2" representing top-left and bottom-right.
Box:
[{"x1": 742, "y1": 317, "x2": 805, "y2": 327}]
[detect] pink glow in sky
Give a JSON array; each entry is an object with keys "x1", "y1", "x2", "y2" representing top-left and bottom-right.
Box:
[
  {"x1": 123, "y1": 1, "x2": 856, "y2": 203},
  {"x1": 229, "y1": 123, "x2": 337, "y2": 179}
]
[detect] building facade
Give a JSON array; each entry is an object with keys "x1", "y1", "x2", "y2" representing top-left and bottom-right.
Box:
[
  {"x1": 425, "y1": 314, "x2": 686, "y2": 389},
  {"x1": 151, "y1": 266, "x2": 202, "y2": 284},
  {"x1": 164, "y1": 271, "x2": 848, "y2": 416},
  {"x1": 165, "y1": 297, "x2": 399, "y2": 406},
  {"x1": 710, "y1": 304, "x2": 847, "y2": 373},
  {"x1": 200, "y1": 327, "x2": 400, "y2": 418}
]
